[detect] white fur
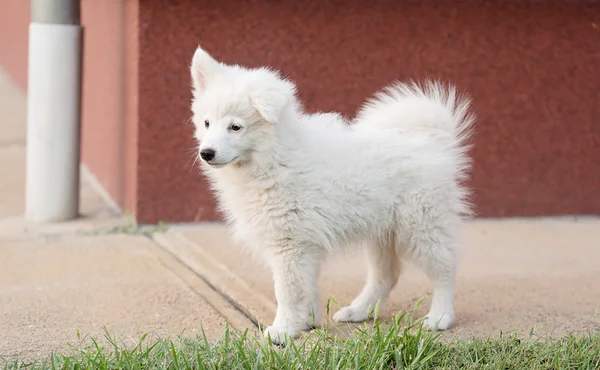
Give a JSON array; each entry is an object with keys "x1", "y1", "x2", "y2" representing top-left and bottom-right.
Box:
[{"x1": 189, "y1": 46, "x2": 475, "y2": 345}]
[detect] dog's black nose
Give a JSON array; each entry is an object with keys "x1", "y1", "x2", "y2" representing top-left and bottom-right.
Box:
[{"x1": 200, "y1": 148, "x2": 216, "y2": 162}]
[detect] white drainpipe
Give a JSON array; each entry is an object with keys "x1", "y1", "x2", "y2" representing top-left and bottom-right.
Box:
[{"x1": 25, "y1": 0, "x2": 83, "y2": 222}]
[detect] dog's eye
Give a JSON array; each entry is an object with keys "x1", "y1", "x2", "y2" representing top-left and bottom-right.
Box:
[
  {"x1": 229, "y1": 123, "x2": 242, "y2": 132},
  {"x1": 204, "y1": 120, "x2": 210, "y2": 129}
]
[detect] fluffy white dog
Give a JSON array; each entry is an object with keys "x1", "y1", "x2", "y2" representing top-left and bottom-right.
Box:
[{"x1": 189, "y1": 46, "x2": 475, "y2": 345}]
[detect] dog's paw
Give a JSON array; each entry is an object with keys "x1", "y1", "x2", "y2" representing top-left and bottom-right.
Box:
[
  {"x1": 263, "y1": 325, "x2": 298, "y2": 345},
  {"x1": 333, "y1": 305, "x2": 371, "y2": 323},
  {"x1": 423, "y1": 311, "x2": 454, "y2": 331}
]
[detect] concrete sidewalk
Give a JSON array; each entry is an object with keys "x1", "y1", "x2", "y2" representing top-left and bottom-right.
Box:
[
  {"x1": 1, "y1": 66, "x2": 599, "y2": 361},
  {"x1": 157, "y1": 219, "x2": 600, "y2": 340}
]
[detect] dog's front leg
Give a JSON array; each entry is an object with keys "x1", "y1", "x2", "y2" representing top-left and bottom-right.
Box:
[{"x1": 264, "y1": 248, "x2": 322, "y2": 345}]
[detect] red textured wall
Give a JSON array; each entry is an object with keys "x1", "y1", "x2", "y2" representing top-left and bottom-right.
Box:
[
  {"x1": 2, "y1": 1, "x2": 599, "y2": 224},
  {"x1": 135, "y1": 0, "x2": 600, "y2": 223}
]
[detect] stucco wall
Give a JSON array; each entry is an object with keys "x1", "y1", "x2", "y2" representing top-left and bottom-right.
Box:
[
  {"x1": 134, "y1": 0, "x2": 600, "y2": 223},
  {"x1": 1, "y1": 0, "x2": 599, "y2": 223}
]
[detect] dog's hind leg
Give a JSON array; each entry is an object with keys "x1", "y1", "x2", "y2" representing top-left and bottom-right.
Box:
[
  {"x1": 408, "y1": 228, "x2": 457, "y2": 331},
  {"x1": 333, "y1": 232, "x2": 402, "y2": 323}
]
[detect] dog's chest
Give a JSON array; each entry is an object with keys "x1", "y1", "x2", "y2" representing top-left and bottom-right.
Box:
[{"x1": 215, "y1": 177, "x2": 300, "y2": 247}]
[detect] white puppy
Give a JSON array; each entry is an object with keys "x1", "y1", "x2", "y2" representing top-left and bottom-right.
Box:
[{"x1": 189, "y1": 46, "x2": 475, "y2": 345}]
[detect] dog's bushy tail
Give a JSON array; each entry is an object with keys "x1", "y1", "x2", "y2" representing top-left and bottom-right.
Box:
[
  {"x1": 354, "y1": 80, "x2": 475, "y2": 149},
  {"x1": 355, "y1": 80, "x2": 475, "y2": 215}
]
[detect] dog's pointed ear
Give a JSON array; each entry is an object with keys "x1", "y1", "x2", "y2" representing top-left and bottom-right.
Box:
[
  {"x1": 249, "y1": 90, "x2": 289, "y2": 124},
  {"x1": 191, "y1": 46, "x2": 218, "y2": 94},
  {"x1": 249, "y1": 75, "x2": 296, "y2": 123}
]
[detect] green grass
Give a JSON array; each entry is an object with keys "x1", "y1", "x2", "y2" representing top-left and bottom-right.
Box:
[
  {"x1": 3, "y1": 307, "x2": 599, "y2": 370},
  {"x1": 87, "y1": 217, "x2": 168, "y2": 237}
]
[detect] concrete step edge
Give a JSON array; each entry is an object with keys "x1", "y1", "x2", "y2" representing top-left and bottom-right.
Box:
[{"x1": 151, "y1": 231, "x2": 276, "y2": 331}]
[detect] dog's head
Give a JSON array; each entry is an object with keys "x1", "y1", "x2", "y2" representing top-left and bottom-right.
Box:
[{"x1": 190, "y1": 46, "x2": 297, "y2": 168}]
